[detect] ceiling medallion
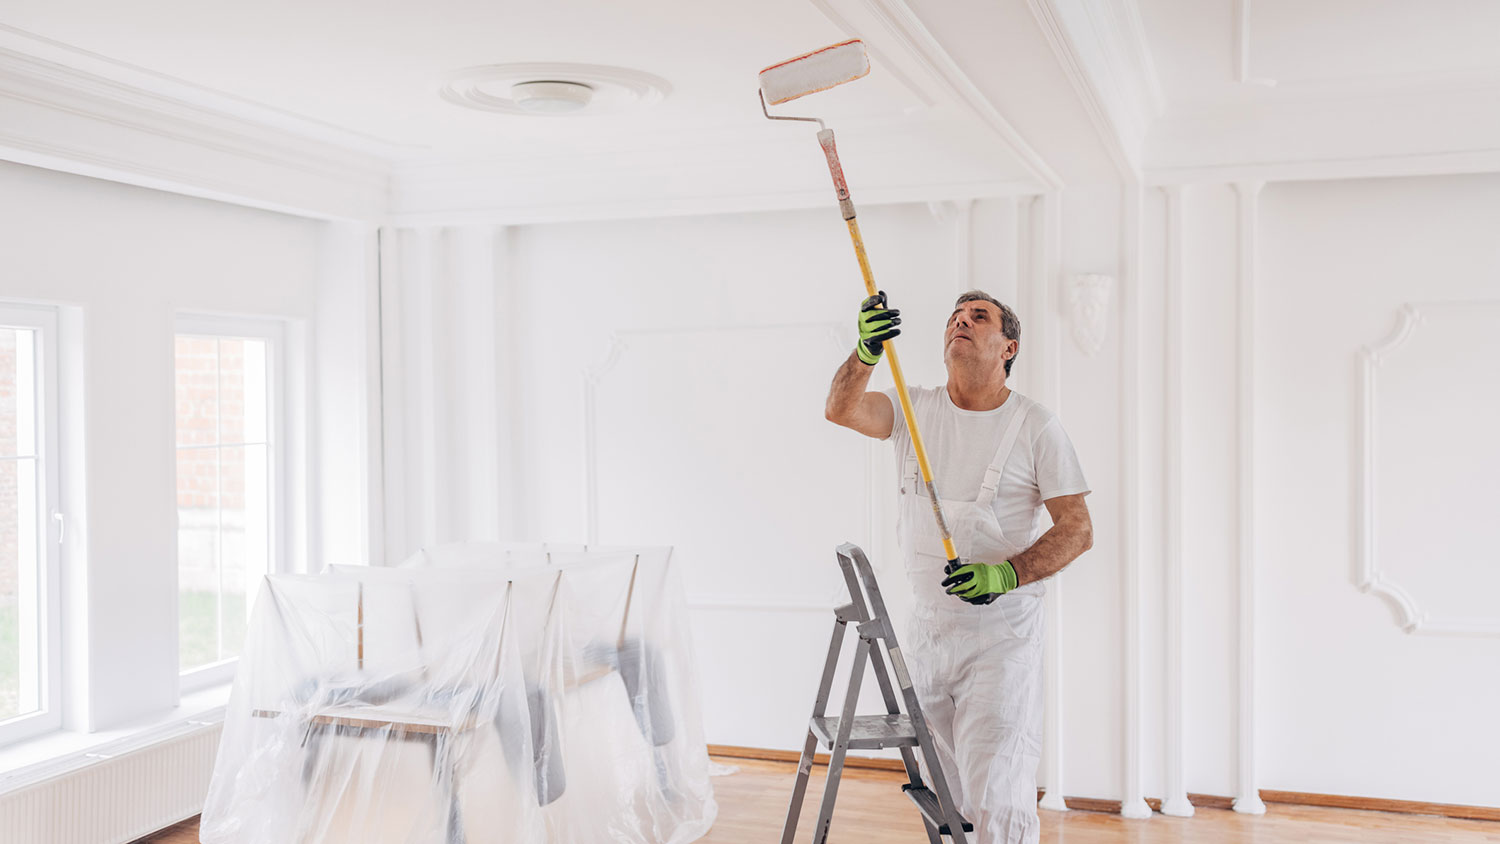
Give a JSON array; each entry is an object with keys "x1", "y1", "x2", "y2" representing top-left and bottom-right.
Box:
[{"x1": 440, "y1": 63, "x2": 671, "y2": 117}]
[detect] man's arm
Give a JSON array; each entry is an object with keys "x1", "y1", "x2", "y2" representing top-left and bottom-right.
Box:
[
  {"x1": 825, "y1": 350, "x2": 895, "y2": 439},
  {"x1": 1010, "y1": 493, "x2": 1092, "y2": 586}
]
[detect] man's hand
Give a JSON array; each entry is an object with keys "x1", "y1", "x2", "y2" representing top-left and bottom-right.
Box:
[
  {"x1": 941, "y1": 560, "x2": 1018, "y2": 605},
  {"x1": 856, "y1": 291, "x2": 902, "y2": 366}
]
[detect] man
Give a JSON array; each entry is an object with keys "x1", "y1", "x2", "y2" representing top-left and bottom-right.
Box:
[{"x1": 824, "y1": 289, "x2": 1093, "y2": 844}]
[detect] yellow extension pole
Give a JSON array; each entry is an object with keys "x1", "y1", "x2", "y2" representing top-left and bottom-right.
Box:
[{"x1": 843, "y1": 216, "x2": 960, "y2": 569}]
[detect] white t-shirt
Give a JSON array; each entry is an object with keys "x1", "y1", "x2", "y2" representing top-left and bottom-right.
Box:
[{"x1": 883, "y1": 386, "x2": 1090, "y2": 547}]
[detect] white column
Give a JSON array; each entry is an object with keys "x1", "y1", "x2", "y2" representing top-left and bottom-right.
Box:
[
  {"x1": 955, "y1": 198, "x2": 975, "y2": 294},
  {"x1": 1160, "y1": 186, "x2": 1194, "y2": 817},
  {"x1": 1119, "y1": 184, "x2": 1152, "y2": 819},
  {"x1": 1033, "y1": 192, "x2": 1069, "y2": 813},
  {"x1": 377, "y1": 227, "x2": 407, "y2": 563},
  {"x1": 1233, "y1": 180, "x2": 1267, "y2": 815},
  {"x1": 449, "y1": 225, "x2": 504, "y2": 541},
  {"x1": 314, "y1": 221, "x2": 378, "y2": 568}
]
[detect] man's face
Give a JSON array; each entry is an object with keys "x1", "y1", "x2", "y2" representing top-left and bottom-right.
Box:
[{"x1": 944, "y1": 301, "x2": 1017, "y2": 373}]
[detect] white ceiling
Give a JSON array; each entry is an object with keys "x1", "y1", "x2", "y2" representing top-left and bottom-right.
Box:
[
  {"x1": 7, "y1": 0, "x2": 1500, "y2": 218},
  {"x1": 0, "y1": 0, "x2": 1125, "y2": 219},
  {"x1": 1137, "y1": 0, "x2": 1500, "y2": 177}
]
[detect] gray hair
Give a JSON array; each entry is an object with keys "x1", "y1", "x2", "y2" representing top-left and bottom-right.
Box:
[{"x1": 954, "y1": 290, "x2": 1020, "y2": 376}]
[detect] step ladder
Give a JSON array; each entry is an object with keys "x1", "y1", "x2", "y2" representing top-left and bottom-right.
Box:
[{"x1": 780, "y1": 542, "x2": 973, "y2": 844}]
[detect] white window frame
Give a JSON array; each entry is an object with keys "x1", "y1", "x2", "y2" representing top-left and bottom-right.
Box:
[
  {"x1": 174, "y1": 315, "x2": 287, "y2": 694},
  {"x1": 0, "y1": 304, "x2": 62, "y2": 746}
]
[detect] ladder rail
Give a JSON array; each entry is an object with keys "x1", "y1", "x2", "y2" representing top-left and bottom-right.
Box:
[
  {"x1": 810, "y1": 637, "x2": 870, "y2": 844},
  {"x1": 780, "y1": 543, "x2": 972, "y2": 844},
  {"x1": 838, "y1": 543, "x2": 971, "y2": 844},
  {"x1": 780, "y1": 613, "x2": 852, "y2": 844}
]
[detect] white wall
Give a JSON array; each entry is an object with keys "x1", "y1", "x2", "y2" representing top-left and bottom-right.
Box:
[
  {"x1": 377, "y1": 200, "x2": 1058, "y2": 749},
  {"x1": 1157, "y1": 174, "x2": 1500, "y2": 808},
  {"x1": 0, "y1": 161, "x2": 373, "y2": 731},
  {"x1": 378, "y1": 173, "x2": 1500, "y2": 812},
  {"x1": 1251, "y1": 175, "x2": 1500, "y2": 806}
]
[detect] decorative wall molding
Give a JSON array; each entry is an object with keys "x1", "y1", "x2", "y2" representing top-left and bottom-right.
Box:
[
  {"x1": 1067, "y1": 273, "x2": 1115, "y2": 357},
  {"x1": 581, "y1": 324, "x2": 848, "y2": 547},
  {"x1": 1232, "y1": 179, "x2": 1266, "y2": 815},
  {"x1": 1358, "y1": 301, "x2": 1500, "y2": 638},
  {"x1": 582, "y1": 333, "x2": 631, "y2": 547},
  {"x1": 685, "y1": 596, "x2": 835, "y2": 613},
  {"x1": 1159, "y1": 186, "x2": 1193, "y2": 817},
  {"x1": 926, "y1": 198, "x2": 977, "y2": 293}
]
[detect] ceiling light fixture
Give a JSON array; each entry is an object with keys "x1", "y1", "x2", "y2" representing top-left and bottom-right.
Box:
[
  {"x1": 510, "y1": 80, "x2": 594, "y2": 114},
  {"x1": 440, "y1": 63, "x2": 670, "y2": 117}
]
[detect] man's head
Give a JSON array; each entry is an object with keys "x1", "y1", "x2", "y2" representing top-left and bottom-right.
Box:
[{"x1": 944, "y1": 290, "x2": 1021, "y2": 378}]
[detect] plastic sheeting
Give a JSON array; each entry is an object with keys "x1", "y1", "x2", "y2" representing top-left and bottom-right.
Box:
[{"x1": 200, "y1": 545, "x2": 716, "y2": 844}]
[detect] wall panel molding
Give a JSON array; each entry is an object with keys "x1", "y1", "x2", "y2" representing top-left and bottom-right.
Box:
[
  {"x1": 1358, "y1": 301, "x2": 1500, "y2": 637},
  {"x1": 581, "y1": 323, "x2": 853, "y2": 547}
]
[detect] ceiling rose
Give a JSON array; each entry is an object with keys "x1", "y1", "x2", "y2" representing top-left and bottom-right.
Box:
[{"x1": 440, "y1": 63, "x2": 670, "y2": 117}]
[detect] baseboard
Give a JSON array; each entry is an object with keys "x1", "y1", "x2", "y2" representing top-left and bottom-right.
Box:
[
  {"x1": 706, "y1": 746, "x2": 1500, "y2": 822},
  {"x1": 1258, "y1": 789, "x2": 1500, "y2": 823}
]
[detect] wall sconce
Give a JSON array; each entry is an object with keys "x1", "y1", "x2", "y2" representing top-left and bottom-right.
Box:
[{"x1": 1068, "y1": 273, "x2": 1114, "y2": 357}]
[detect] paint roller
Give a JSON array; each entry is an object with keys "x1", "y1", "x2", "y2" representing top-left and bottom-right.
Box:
[{"x1": 759, "y1": 40, "x2": 962, "y2": 574}]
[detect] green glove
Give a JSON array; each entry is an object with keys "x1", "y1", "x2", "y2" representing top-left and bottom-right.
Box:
[
  {"x1": 941, "y1": 560, "x2": 1018, "y2": 605},
  {"x1": 856, "y1": 291, "x2": 902, "y2": 366}
]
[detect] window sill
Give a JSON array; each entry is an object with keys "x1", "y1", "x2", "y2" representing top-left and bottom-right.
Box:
[{"x1": 0, "y1": 684, "x2": 232, "y2": 793}]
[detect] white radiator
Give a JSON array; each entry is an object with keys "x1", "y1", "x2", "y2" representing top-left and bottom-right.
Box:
[{"x1": 0, "y1": 722, "x2": 221, "y2": 844}]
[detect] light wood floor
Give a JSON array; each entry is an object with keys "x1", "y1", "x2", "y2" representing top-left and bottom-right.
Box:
[{"x1": 138, "y1": 756, "x2": 1500, "y2": 843}]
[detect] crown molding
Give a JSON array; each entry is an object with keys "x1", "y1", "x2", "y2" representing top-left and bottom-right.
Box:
[
  {"x1": 1147, "y1": 146, "x2": 1500, "y2": 187},
  {"x1": 390, "y1": 134, "x2": 1042, "y2": 226},
  {"x1": 1148, "y1": 81, "x2": 1500, "y2": 185},
  {"x1": 1025, "y1": 0, "x2": 1164, "y2": 180},
  {"x1": 0, "y1": 29, "x2": 390, "y2": 220},
  {"x1": 811, "y1": 0, "x2": 1064, "y2": 189}
]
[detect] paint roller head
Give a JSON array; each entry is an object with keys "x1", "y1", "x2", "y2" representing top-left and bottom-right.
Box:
[{"x1": 759, "y1": 39, "x2": 870, "y2": 106}]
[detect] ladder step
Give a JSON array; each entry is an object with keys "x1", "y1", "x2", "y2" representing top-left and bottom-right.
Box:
[
  {"x1": 902, "y1": 784, "x2": 974, "y2": 835},
  {"x1": 809, "y1": 714, "x2": 917, "y2": 749}
]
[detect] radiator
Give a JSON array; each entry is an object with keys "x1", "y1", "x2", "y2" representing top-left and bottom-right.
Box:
[{"x1": 0, "y1": 722, "x2": 221, "y2": 844}]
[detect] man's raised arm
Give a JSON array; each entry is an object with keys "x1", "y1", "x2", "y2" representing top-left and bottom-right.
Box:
[
  {"x1": 825, "y1": 350, "x2": 895, "y2": 439},
  {"x1": 825, "y1": 292, "x2": 900, "y2": 439}
]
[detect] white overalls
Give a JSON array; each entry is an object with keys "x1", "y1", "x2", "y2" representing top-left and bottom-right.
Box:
[{"x1": 896, "y1": 393, "x2": 1045, "y2": 844}]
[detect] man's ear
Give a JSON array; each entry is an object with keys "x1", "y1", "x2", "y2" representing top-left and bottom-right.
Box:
[{"x1": 1006, "y1": 339, "x2": 1019, "y2": 359}]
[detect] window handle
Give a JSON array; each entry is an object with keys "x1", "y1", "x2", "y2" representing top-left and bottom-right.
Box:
[{"x1": 52, "y1": 511, "x2": 65, "y2": 544}]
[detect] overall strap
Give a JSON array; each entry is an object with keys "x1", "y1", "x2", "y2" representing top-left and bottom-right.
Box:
[{"x1": 975, "y1": 396, "x2": 1034, "y2": 508}]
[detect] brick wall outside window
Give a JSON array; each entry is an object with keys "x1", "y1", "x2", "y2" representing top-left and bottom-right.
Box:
[
  {"x1": 0, "y1": 330, "x2": 17, "y2": 599},
  {"x1": 176, "y1": 337, "x2": 257, "y2": 595}
]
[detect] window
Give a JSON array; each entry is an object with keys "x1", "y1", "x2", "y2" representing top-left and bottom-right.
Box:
[
  {"x1": 0, "y1": 304, "x2": 60, "y2": 744},
  {"x1": 174, "y1": 317, "x2": 283, "y2": 690}
]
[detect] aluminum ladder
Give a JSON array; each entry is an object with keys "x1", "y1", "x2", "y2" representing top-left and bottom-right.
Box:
[{"x1": 780, "y1": 542, "x2": 972, "y2": 844}]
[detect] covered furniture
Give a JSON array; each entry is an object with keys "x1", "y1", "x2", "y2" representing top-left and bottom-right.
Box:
[{"x1": 200, "y1": 546, "x2": 716, "y2": 844}]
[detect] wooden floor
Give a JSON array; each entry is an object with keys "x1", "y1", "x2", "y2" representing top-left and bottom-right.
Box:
[{"x1": 139, "y1": 756, "x2": 1500, "y2": 843}]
